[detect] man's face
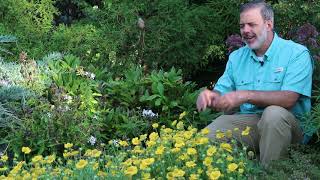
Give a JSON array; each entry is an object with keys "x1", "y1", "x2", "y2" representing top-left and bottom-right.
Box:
[{"x1": 240, "y1": 8, "x2": 271, "y2": 50}]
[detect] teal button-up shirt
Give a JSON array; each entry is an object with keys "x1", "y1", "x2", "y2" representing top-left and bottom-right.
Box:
[{"x1": 214, "y1": 33, "x2": 313, "y2": 119}]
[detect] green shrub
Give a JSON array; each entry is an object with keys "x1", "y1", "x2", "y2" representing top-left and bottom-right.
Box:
[
  {"x1": 273, "y1": 0, "x2": 320, "y2": 37},
  {"x1": 0, "y1": 0, "x2": 58, "y2": 59}
]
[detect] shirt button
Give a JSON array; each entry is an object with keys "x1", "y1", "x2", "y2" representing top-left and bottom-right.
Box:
[{"x1": 257, "y1": 80, "x2": 260, "y2": 82}]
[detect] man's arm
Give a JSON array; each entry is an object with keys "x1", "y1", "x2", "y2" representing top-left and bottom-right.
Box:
[
  {"x1": 245, "y1": 90, "x2": 299, "y2": 109},
  {"x1": 214, "y1": 90, "x2": 299, "y2": 112}
]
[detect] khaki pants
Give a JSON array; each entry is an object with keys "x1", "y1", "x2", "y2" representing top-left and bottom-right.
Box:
[{"x1": 205, "y1": 105, "x2": 303, "y2": 166}]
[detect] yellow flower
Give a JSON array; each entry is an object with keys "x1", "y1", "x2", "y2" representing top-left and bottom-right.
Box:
[
  {"x1": 149, "y1": 132, "x2": 159, "y2": 141},
  {"x1": 189, "y1": 174, "x2": 199, "y2": 180},
  {"x1": 203, "y1": 157, "x2": 212, "y2": 166},
  {"x1": 179, "y1": 111, "x2": 187, "y2": 119},
  {"x1": 163, "y1": 128, "x2": 173, "y2": 134},
  {"x1": 234, "y1": 127, "x2": 239, "y2": 131},
  {"x1": 241, "y1": 126, "x2": 251, "y2": 136},
  {"x1": 171, "y1": 147, "x2": 181, "y2": 153},
  {"x1": 155, "y1": 145, "x2": 165, "y2": 155},
  {"x1": 21, "y1": 147, "x2": 31, "y2": 154},
  {"x1": 179, "y1": 154, "x2": 189, "y2": 161},
  {"x1": 0, "y1": 167, "x2": 8, "y2": 172},
  {"x1": 216, "y1": 132, "x2": 225, "y2": 139},
  {"x1": 64, "y1": 168, "x2": 73, "y2": 175},
  {"x1": 70, "y1": 150, "x2": 79, "y2": 156},
  {"x1": 172, "y1": 168, "x2": 185, "y2": 177},
  {"x1": 187, "y1": 148, "x2": 197, "y2": 155},
  {"x1": 226, "y1": 130, "x2": 233, "y2": 138},
  {"x1": 220, "y1": 143, "x2": 232, "y2": 152},
  {"x1": 142, "y1": 172, "x2": 151, "y2": 179},
  {"x1": 91, "y1": 149, "x2": 102, "y2": 158},
  {"x1": 175, "y1": 141, "x2": 185, "y2": 148},
  {"x1": 1, "y1": 155, "x2": 8, "y2": 161},
  {"x1": 171, "y1": 120, "x2": 177, "y2": 126},
  {"x1": 140, "y1": 134, "x2": 148, "y2": 141},
  {"x1": 93, "y1": 162, "x2": 99, "y2": 170},
  {"x1": 176, "y1": 121, "x2": 184, "y2": 130},
  {"x1": 146, "y1": 140, "x2": 156, "y2": 147},
  {"x1": 132, "y1": 137, "x2": 141, "y2": 145},
  {"x1": 186, "y1": 161, "x2": 196, "y2": 168},
  {"x1": 97, "y1": 171, "x2": 108, "y2": 177},
  {"x1": 183, "y1": 131, "x2": 193, "y2": 139},
  {"x1": 132, "y1": 146, "x2": 144, "y2": 154},
  {"x1": 201, "y1": 128, "x2": 210, "y2": 135},
  {"x1": 238, "y1": 168, "x2": 244, "y2": 174},
  {"x1": 238, "y1": 161, "x2": 245, "y2": 167},
  {"x1": 64, "y1": 143, "x2": 73, "y2": 149},
  {"x1": 226, "y1": 155, "x2": 233, "y2": 161},
  {"x1": 208, "y1": 170, "x2": 221, "y2": 180},
  {"x1": 152, "y1": 123, "x2": 159, "y2": 129},
  {"x1": 124, "y1": 166, "x2": 138, "y2": 176},
  {"x1": 46, "y1": 155, "x2": 55, "y2": 164},
  {"x1": 140, "y1": 158, "x2": 155, "y2": 170},
  {"x1": 119, "y1": 140, "x2": 129, "y2": 147},
  {"x1": 32, "y1": 155, "x2": 43, "y2": 163},
  {"x1": 122, "y1": 158, "x2": 133, "y2": 166},
  {"x1": 10, "y1": 161, "x2": 24, "y2": 174},
  {"x1": 196, "y1": 137, "x2": 209, "y2": 145},
  {"x1": 207, "y1": 146, "x2": 217, "y2": 156},
  {"x1": 227, "y1": 163, "x2": 238, "y2": 172},
  {"x1": 76, "y1": 159, "x2": 88, "y2": 169},
  {"x1": 133, "y1": 159, "x2": 141, "y2": 166}
]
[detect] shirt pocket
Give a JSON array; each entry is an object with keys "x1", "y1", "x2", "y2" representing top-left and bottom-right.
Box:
[
  {"x1": 235, "y1": 79, "x2": 253, "y2": 90},
  {"x1": 262, "y1": 72, "x2": 285, "y2": 91}
]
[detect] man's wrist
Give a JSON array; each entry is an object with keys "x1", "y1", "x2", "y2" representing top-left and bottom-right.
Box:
[
  {"x1": 245, "y1": 90, "x2": 252, "y2": 103},
  {"x1": 238, "y1": 90, "x2": 251, "y2": 104}
]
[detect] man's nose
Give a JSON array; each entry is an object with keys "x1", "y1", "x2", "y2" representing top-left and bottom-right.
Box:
[{"x1": 241, "y1": 25, "x2": 251, "y2": 33}]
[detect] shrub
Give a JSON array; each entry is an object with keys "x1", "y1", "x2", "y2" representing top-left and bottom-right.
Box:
[{"x1": 0, "y1": 0, "x2": 58, "y2": 58}]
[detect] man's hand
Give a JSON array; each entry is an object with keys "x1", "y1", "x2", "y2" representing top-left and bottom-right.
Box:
[
  {"x1": 215, "y1": 91, "x2": 249, "y2": 112},
  {"x1": 196, "y1": 89, "x2": 220, "y2": 111}
]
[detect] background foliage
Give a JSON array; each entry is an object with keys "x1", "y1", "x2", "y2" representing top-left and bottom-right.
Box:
[{"x1": 0, "y1": 0, "x2": 320, "y2": 178}]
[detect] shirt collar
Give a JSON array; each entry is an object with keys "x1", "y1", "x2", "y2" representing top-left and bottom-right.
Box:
[{"x1": 249, "y1": 32, "x2": 279, "y2": 62}]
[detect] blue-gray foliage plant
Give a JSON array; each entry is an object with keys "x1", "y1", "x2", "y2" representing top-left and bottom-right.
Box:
[{"x1": 0, "y1": 35, "x2": 17, "y2": 56}]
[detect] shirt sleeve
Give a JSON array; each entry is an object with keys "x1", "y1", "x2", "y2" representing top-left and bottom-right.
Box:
[
  {"x1": 214, "y1": 60, "x2": 235, "y2": 95},
  {"x1": 281, "y1": 50, "x2": 313, "y2": 97}
]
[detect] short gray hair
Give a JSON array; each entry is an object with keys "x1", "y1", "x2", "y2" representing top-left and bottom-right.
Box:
[{"x1": 240, "y1": 0, "x2": 274, "y2": 23}]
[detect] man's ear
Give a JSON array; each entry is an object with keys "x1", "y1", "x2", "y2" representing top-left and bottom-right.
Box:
[{"x1": 266, "y1": 20, "x2": 274, "y2": 31}]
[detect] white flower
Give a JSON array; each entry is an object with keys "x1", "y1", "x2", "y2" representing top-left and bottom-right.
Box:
[
  {"x1": 137, "y1": 17, "x2": 145, "y2": 29},
  {"x1": 62, "y1": 94, "x2": 73, "y2": 103},
  {"x1": 93, "y1": 5, "x2": 98, "y2": 10},
  {"x1": 0, "y1": 80, "x2": 10, "y2": 86},
  {"x1": 110, "y1": 139, "x2": 119, "y2": 147},
  {"x1": 142, "y1": 109, "x2": 158, "y2": 118},
  {"x1": 84, "y1": 71, "x2": 90, "y2": 76},
  {"x1": 88, "y1": 136, "x2": 97, "y2": 145},
  {"x1": 89, "y1": 73, "x2": 95, "y2": 79}
]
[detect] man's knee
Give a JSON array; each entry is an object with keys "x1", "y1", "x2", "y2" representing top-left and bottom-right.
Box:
[
  {"x1": 205, "y1": 115, "x2": 233, "y2": 139},
  {"x1": 260, "y1": 105, "x2": 290, "y2": 127}
]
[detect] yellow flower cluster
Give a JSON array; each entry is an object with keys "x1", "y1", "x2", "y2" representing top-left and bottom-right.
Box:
[{"x1": 0, "y1": 119, "x2": 254, "y2": 179}]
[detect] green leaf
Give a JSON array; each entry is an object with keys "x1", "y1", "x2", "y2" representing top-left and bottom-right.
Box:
[
  {"x1": 170, "y1": 101, "x2": 178, "y2": 107},
  {"x1": 145, "y1": 94, "x2": 160, "y2": 101},
  {"x1": 157, "y1": 82, "x2": 164, "y2": 96},
  {"x1": 155, "y1": 98, "x2": 161, "y2": 106},
  {"x1": 162, "y1": 105, "x2": 168, "y2": 111}
]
